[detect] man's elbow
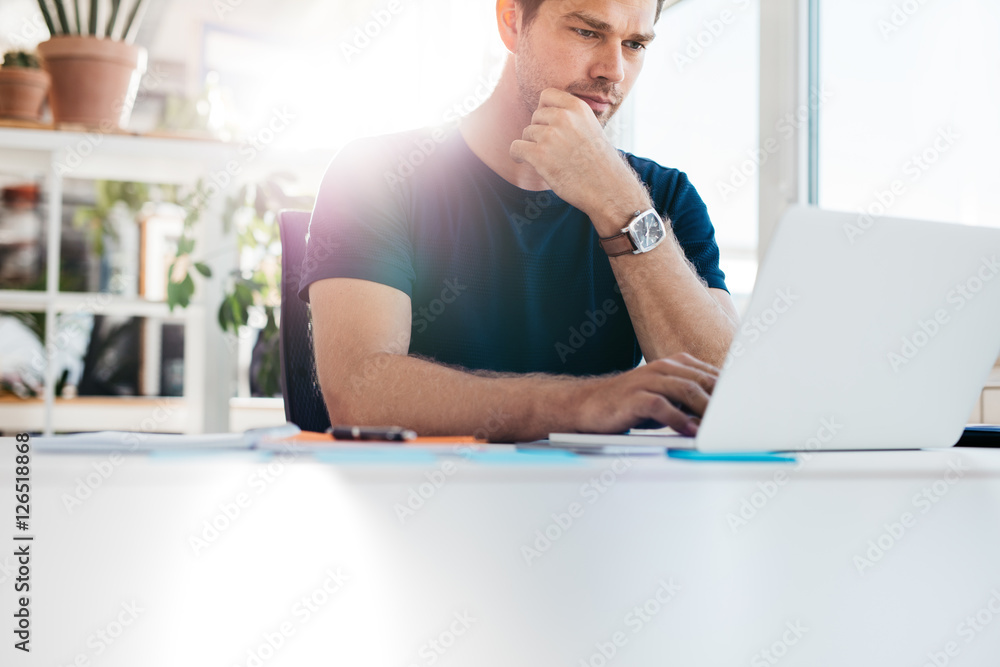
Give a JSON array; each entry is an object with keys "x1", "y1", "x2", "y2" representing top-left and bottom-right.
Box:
[
  {"x1": 707, "y1": 321, "x2": 738, "y2": 368},
  {"x1": 316, "y1": 352, "x2": 394, "y2": 425}
]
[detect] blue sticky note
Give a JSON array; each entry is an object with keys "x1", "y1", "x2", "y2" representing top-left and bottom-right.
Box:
[
  {"x1": 668, "y1": 449, "x2": 796, "y2": 463},
  {"x1": 312, "y1": 448, "x2": 440, "y2": 465},
  {"x1": 462, "y1": 449, "x2": 580, "y2": 465}
]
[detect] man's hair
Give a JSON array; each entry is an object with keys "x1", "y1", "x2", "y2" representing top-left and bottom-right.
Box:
[{"x1": 516, "y1": 0, "x2": 668, "y2": 27}]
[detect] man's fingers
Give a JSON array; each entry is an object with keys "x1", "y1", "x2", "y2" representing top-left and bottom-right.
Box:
[
  {"x1": 632, "y1": 369, "x2": 712, "y2": 417},
  {"x1": 529, "y1": 106, "x2": 563, "y2": 127},
  {"x1": 509, "y1": 139, "x2": 535, "y2": 165},
  {"x1": 636, "y1": 393, "x2": 699, "y2": 436},
  {"x1": 666, "y1": 352, "x2": 723, "y2": 378},
  {"x1": 537, "y1": 87, "x2": 582, "y2": 110},
  {"x1": 646, "y1": 358, "x2": 717, "y2": 394},
  {"x1": 657, "y1": 375, "x2": 712, "y2": 417},
  {"x1": 520, "y1": 124, "x2": 546, "y2": 143}
]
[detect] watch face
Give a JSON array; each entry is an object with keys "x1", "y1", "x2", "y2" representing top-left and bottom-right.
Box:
[{"x1": 631, "y1": 211, "x2": 665, "y2": 251}]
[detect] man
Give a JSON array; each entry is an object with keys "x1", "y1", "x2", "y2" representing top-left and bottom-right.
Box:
[{"x1": 300, "y1": 0, "x2": 740, "y2": 441}]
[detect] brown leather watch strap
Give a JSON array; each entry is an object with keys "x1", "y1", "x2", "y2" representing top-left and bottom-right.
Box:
[{"x1": 599, "y1": 232, "x2": 636, "y2": 257}]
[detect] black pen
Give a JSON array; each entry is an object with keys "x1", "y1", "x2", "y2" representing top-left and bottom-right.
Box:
[{"x1": 326, "y1": 425, "x2": 418, "y2": 442}]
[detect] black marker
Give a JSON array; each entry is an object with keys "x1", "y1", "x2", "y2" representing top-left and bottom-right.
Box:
[{"x1": 326, "y1": 425, "x2": 418, "y2": 442}]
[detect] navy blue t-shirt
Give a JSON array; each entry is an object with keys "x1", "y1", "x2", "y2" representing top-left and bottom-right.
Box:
[{"x1": 298, "y1": 126, "x2": 727, "y2": 376}]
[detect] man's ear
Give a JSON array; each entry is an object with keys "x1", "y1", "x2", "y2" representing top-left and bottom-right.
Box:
[{"x1": 497, "y1": 0, "x2": 520, "y2": 53}]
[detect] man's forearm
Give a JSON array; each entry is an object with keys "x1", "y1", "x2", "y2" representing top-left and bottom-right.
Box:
[
  {"x1": 609, "y1": 235, "x2": 738, "y2": 366},
  {"x1": 589, "y1": 186, "x2": 738, "y2": 367},
  {"x1": 327, "y1": 353, "x2": 591, "y2": 442}
]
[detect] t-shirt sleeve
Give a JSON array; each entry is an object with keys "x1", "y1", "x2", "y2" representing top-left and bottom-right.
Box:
[
  {"x1": 662, "y1": 170, "x2": 729, "y2": 293},
  {"x1": 297, "y1": 137, "x2": 416, "y2": 303}
]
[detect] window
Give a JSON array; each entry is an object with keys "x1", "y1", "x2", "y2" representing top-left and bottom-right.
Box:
[
  {"x1": 818, "y1": 0, "x2": 1000, "y2": 227},
  {"x1": 633, "y1": 0, "x2": 760, "y2": 303}
]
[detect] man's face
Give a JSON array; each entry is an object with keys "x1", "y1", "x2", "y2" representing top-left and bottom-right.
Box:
[{"x1": 514, "y1": 0, "x2": 657, "y2": 126}]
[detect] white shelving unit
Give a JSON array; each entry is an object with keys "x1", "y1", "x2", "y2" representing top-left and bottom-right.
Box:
[{"x1": 0, "y1": 126, "x2": 239, "y2": 435}]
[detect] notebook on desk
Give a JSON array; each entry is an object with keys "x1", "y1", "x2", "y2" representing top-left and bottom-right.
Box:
[{"x1": 551, "y1": 206, "x2": 1000, "y2": 453}]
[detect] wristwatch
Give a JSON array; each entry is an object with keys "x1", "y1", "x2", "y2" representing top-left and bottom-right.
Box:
[{"x1": 599, "y1": 208, "x2": 667, "y2": 257}]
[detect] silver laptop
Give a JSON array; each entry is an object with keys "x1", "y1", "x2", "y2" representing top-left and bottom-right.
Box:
[{"x1": 551, "y1": 206, "x2": 1000, "y2": 452}]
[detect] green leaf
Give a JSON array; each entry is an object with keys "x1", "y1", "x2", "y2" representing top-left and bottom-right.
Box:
[
  {"x1": 234, "y1": 282, "x2": 255, "y2": 307},
  {"x1": 166, "y1": 278, "x2": 181, "y2": 311},
  {"x1": 194, "y1": 262, "x2": 212, "y2": 278},
  {"x1": 218, "y1": 299, "x2": 231, "y2": 331},
  {"x1": 53, "y1": 0, "x2": 71, "y2": 35},
  {"x1": 262, "y1": 306, "x2": 279, "y2": 337},
  {"x1": 176, "y1": 236, "x2": 195, "y2": 255},
  {"x1": 121, "y1": 0, "x2": 148, "y2": 44},
  {"x1": 36, "y1": 1, "x2": 57, "y2": 35},
  {"x1": 230, "y1": 295, "x2": 245, "y2": 329},
  {"x1": 106, "y1": 0, "x2": 121, "y2": 38},
  {"x1": 167, "y1": 267, "x2": 196, "y2": 310}
]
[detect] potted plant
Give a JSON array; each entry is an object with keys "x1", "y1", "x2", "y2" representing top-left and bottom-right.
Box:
[
  {"x1": 34, "y1": 0, "x2": 149, "y2": 129},
  {"x1": 0, "y1": 50, "x2": 50, "y2": 122}
]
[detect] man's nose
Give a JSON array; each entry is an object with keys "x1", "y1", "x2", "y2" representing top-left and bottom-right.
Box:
[{"x1": 589, "y1": 42, "x2": 626, "y2": 83}]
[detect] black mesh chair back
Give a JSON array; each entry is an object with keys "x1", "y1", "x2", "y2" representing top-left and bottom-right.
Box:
[{"x1": 277, "y1": 210, "x2": 332, "y2": 432}]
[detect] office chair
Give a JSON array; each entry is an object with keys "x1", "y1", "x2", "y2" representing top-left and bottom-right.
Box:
[{"x1": 277, "y1": 209, "x2": 332, "y2": 432}]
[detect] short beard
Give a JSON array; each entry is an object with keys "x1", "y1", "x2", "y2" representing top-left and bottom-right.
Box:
[{"x1": 513, "y1": 25, "x2": 624, "y2": 127}]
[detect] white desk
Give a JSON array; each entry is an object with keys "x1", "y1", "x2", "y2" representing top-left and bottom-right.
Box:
[{"x1": 2, "y1": 445, "x2": 1000, "y2": 665}]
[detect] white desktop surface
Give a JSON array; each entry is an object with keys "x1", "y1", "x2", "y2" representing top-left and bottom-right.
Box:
[{"x1": 3, "y1": 445, "x2": 1000, "y2": 665}]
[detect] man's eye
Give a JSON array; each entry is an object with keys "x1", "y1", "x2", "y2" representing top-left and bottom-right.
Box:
[
  {"x1": 624, "y1": 41, "x2": 646, "y2": 52},
  {"x1": 574, "y1": 28, "x2": 598, "y2": 39}
]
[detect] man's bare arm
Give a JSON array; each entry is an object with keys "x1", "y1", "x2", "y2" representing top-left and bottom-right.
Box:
[
  {"x1": 603, "y1": 207, "x2": 740, "y2": 367},
  {"x1": 309, "y1": 278, "x2": 720, "y2": 442},
  {"x1": 510, "y1": 88, "x2": 739, "y2": 366}
]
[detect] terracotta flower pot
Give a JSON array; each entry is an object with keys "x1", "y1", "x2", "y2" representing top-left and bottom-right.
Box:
[
  {"x1": 0, "y1": 67, "x2": 50, "y2": 121},
  {"x1": 37, "y1": 36, "x2": 147, "y2": 130}
]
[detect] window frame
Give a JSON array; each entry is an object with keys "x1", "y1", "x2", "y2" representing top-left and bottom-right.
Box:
[{"x1": 758, "y1": 0, "x2": 814, "y2": 262}]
